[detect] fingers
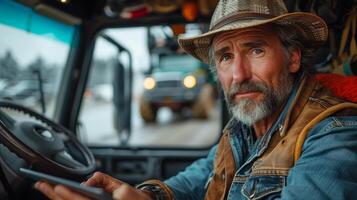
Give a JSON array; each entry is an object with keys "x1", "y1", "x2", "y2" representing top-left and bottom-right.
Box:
[
  {"x1": 84, "y1": 171, "x2": 123, "y2": 193},
  {"x1": 35, "y1": 181, "x2": 62, "y2": 200},
  {"x1": 83, "y1": 172, "x2": 108, "y2": 187},
  {"x1": 112, "y1": 184, "x2": 152, "y2": 200},
  {"x1": 35, "y1": 181, "x2": 90, "y2": 200},
  {"x1": 53, "y1": 185, "x2": 90, "y2": 200}
]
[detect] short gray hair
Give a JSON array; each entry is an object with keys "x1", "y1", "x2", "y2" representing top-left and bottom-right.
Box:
[
  {"x1": 208, "y1": 47, "x2": 217, "y2": 80},
  {"x1": 208, "y1": 23, "x2": 317, "y2": 78}
]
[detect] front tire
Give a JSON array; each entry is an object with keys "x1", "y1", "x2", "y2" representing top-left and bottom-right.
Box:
[{"x1": 139, "y1": 97, "x2": 157, "y2": 123}]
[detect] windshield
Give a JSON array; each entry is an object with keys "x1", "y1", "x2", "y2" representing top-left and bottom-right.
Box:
[
  {"x1": 0, "y1": 1, "x2": 76, "y2": 118},
  {"x1": 158, "y1": 55, "x2": 201, "y2": 72}
]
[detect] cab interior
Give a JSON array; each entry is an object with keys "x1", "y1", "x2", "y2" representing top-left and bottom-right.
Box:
[{"x1": 0, "y1": 0, "x2": 356, "y2": 199}]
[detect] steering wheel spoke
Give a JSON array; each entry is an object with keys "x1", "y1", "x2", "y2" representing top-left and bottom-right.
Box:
[
  {"x1": 55, "y1": 131, "x2": 70, "y2": 142},
  {"x1": 53, "y1": 150, "x2": 86, "y2": 169}
]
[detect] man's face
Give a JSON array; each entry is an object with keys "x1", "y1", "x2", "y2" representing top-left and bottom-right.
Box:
[{"x1": 212, "y1": 25, "x2": 300, "y2": 125}]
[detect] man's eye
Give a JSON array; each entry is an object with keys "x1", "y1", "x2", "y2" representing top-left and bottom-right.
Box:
[
  {"x1": 221, "y1": 54, "x2": 231, "y2": 62},
  {"x1": 251, "y1": 48, "x2": 264, "y2": 55}
]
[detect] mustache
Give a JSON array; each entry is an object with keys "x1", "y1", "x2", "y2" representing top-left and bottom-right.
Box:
[{"x1": 227, "y1": 81, "x2": 269, "y2": 101}]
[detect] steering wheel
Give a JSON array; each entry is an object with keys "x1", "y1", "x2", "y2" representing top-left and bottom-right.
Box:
[{"x1": 0, "y1": 101, "x2": 95, "y2": 179}]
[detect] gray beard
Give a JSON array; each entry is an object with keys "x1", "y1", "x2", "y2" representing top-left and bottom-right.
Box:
[{"x1": 225, "y1": 71, "x2": 293, "y2": 126}]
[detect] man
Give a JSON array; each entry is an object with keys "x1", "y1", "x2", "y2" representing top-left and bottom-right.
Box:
[{"x1": 36, "y1": 0, "x2": 357, "y2": 199}]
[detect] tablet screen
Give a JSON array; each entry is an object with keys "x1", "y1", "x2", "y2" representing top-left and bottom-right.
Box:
[{"x1": 19, "y1": 168, "x2": 112, "y2": 200}]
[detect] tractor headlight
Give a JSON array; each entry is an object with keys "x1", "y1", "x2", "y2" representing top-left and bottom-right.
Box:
[
  {"x1": 183, "y1": 75, "x2": 196, "y2": 89},
  {"x1": 143, "y1": 77, "x2": 156, "y2": 90}
]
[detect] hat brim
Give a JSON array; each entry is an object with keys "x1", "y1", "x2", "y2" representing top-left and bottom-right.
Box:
[{"x1": 178, "y1": 12, "x2": 328, "y2": 64}]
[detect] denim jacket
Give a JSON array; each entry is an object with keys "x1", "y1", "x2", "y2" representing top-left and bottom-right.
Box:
[{"x1": 142, "y1": 74, "x2": 357, "y2": 200}]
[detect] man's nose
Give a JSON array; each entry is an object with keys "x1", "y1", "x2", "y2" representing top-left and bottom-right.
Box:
[{"x1": 232, "y1": 56, "x2": 251, "y2": 83}]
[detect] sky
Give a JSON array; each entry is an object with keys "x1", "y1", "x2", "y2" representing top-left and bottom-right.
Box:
[
  {"x1": 0, "y1": 24, "x2": 69, "y2": 68},
  {"x1": 103, "y1": 27, "x2": 150, "y2": 73}
]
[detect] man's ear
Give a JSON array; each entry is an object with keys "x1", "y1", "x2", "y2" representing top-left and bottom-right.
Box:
[{"x1": 289, "y1": 48, "x2": 301, "y2": 73}]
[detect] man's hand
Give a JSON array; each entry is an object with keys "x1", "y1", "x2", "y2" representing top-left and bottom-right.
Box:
[
  {"x1": 83, "y1": 172, "x2": 124, "y2": 193},
  {"x1": 35, "y1": 171, "x2": 152, "y2": 200}
]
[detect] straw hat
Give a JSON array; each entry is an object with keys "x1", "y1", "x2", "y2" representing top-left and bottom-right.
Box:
[{"x1": 178, "y1": 0, "x2": 328, "y2": 64}]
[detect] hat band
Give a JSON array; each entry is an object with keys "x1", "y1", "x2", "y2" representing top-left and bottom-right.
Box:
[{"x1": 210, "y1": 12, "x2": 277, "y2": 31}]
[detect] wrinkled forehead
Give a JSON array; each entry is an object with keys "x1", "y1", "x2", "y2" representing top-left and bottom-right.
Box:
[{"x1": 212, "y1": 24, "x2": 277, "y2": 49}]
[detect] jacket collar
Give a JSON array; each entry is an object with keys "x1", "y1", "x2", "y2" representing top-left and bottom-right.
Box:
[{"x1": 279, "y1": 73, "x2": 317, "y2": 137}]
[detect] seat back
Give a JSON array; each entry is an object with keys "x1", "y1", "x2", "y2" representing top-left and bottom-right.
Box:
[{"x1": 316, "y1": 74, "x2": 357, "y2": 103}]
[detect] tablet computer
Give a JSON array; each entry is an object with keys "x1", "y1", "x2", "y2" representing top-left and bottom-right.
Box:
[{"x1": 19, "y1": 168, "x2": 112, "y2": 200}]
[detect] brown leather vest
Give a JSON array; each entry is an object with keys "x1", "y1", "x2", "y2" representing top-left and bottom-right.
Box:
[{"x1": 204, "y1": 75, "x2": 357, "y2": 200}]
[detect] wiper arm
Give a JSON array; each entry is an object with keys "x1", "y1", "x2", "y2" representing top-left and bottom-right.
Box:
[{"x1": 33, "y1": 69, "x2": 46, "y2": 114}]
